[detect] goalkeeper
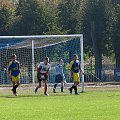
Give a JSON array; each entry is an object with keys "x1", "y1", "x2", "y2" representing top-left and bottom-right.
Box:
[
  {"x1": 68, "y1": 54, "x2": 84, "y2": 95},
  {"x1": 35, "y1": 57, "x2": 50, "y2": 96},
  {"x1": 8, "y1": 54, "x2": 21, "y2": 96},
  {"x1": 53, "y1": 59, "x2": 66, "y2": 93}
]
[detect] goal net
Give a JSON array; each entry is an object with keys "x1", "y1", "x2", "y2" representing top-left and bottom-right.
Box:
[{"x1": 0, "y1": 35, "x2": 84, "y2": 92}]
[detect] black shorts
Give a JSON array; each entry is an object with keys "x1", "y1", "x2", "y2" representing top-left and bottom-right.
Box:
[
  {"x1": 55, "y1": 75, "x2": 63, "y2": 83},
  {"x1": 37, "y1": 73, "x2": 48, "y2": 82}
]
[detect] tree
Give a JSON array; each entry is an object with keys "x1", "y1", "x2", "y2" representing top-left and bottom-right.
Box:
[
  {"x1": 58, "y1": 0, "x2": 84, "y2": 34},
  {"x1": 83, "y1": 0, "x2": 107, "y2": 79},
  {"x1": 12, "y1": 0, "x2": 62, "y2": 35},
  {"x1": 107, "y1": 0, "x2": 120, "y2": 68},
  {"x1": 0, "y1": 0, "x2": 15, "y2": 35}
]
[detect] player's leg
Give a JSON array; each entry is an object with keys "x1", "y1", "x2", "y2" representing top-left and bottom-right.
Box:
[
  {"x1": 68, "y1": 83, "x2": 79, "y2": 95},
  {"x1": 35, "y1": 81, "x2": 41, "y2": 93},
  {"x1": 73, "y1": 82, "x2": 79, "y2": 95},
  {"x1": 68, "y1": 73, "x2": 75, "y2": 94},
  {"x1": 61, "y1": 80, "x2": 64, "y2": 92},
  {"x1": 68, "y1": 73, "x2": 80, "y2": 95},
  {"x1": 44, "y1": 80, "x2": 49, "y2": 96},
  {"x1": 53, "y1": 75, "x2": 59, "y2": 93},
  {"x1": 68, "y1": 85, "x2": 75, "y2": 94},
  {"x1": 11, "y1": 80, "x2": 16, "y2": 95},
  {"x1": 14, "y1": 80, "x2": 20, "y2": 96},
  {"x1": 53, "y1": 83, "x2": 58, "y2": 93},
  {"x1": 73, "y1": 73, "x2": 80, "y2": 95},
  {"x1": 11, "y1": 76, "x2": 20, "y2": 96},
  {"x1": 35, "y1": 73, "x2": 42, "y2": 93}
]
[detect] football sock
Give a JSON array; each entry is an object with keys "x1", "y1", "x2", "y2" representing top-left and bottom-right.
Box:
[
  {"x1": 61, "y1": 87, "x2": 63, "y2": 92},
  {"x1": 54, "y1": 84, "x2": 57, "y2": 89},
  {"x1": 74, "y1": 86, "x2": 78, "y2": 94}
]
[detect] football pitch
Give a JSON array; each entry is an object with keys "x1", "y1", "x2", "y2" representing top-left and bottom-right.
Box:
[{"x1": 0, "y1": 86, "x2": 120, "y2": 120}]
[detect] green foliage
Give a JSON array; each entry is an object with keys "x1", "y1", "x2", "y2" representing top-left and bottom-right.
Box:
[
  {"x1": 0, "y1": 0, "x2": 15, "y2": 35},
  {"x1": 12, "y1": 0, "x2": 62, "y2": 35},
  {"x1": 83, "y1": 0, "x2": 107, "y2": 51},
  {"x1": 106, "y1": 0, "x2": 120, "y2": 67},
  {"x1": 58, "y1": 0, "x2": 83, "y2": 34}
]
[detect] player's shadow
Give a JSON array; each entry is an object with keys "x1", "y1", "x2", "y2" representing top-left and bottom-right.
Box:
[
  {"x1": 0, "y1": 93, "x2": 71, "y2": 98},
  {"x1": 0, "y1": 94, "x2": 44, "y2": 98}
]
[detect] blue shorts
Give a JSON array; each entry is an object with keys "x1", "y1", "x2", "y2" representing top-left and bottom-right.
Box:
[{"x1": 55, "y1": 75, "x2": 63, "y2": 83}]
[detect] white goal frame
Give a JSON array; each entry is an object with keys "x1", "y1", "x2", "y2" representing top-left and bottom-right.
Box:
[{"x1": 0, "y1": 34, "x2": 84, "y2": 92}]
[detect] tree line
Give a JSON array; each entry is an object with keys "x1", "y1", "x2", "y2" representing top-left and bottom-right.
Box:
[{"x1": 0, "y1": 0, "x2": 120, "y2": 78}]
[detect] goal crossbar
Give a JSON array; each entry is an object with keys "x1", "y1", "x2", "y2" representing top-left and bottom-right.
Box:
[{"x1": 0, "y1": 34, "x2": 83, "y2": 39}]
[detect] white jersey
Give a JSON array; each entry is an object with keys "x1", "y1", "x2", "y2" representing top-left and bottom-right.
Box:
[
  {"x1": 55, "y1": 63, "x2": 64, "y2": 76},
  {"x1": 38, "y1": 62, "x2": 50, "y2": 74}
]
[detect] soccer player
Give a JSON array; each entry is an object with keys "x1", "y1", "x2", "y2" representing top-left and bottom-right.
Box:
[
  {"x1": 35, "y1": 57, "x2": 50, "y2": 96},
  {"x1": 53, "y1": 59, "x2": 65, "y2": 93},
  {"x1": 68, "y1": 54, "x2": 84, "y2": 95},
  {"x1": 8, "y1": 54, "x2": 21, "y2": 96}
]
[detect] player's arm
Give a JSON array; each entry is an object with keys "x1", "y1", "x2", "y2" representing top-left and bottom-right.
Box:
[
  {"x1": 17, "y1": 61, "x2": 21, "y2": 74},
  {"x1": 61, "y1": 65, "x2": 65, "y2": 79},
  {"x1": 45, "y1": 69, "x2": 49, "y2": 77},
  {"x1": 8, "y1": 70, "x2": 11, "y2": 79},
  {"x1": 37, "y1": 63, "x2": 42, "y2": 73},
  {"x1": 45, "y1": 64, "x2": 51, "y2": 76},
  {"x1": 8, "y1": 62, "x2": 12, "y2": 79},
  {"x1": 18, "y1": 62, "x2": 22, "y2": 80}
]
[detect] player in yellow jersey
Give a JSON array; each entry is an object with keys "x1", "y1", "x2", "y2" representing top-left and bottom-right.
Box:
[
  {"x1": 8, "y1": 54, "x2": 21, "y2": 96},
  {"x1": 68, "y1": 54, "x2": 84, "y2": 95}
]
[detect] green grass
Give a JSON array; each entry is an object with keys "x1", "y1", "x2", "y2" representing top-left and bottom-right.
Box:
[{"x1": 0, "y1": 87, "x2": 120, "y2": 120}]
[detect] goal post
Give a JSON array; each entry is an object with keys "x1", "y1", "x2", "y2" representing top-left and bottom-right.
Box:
[
  {"x1": 0, "y1": 34, "x2": 84, "y2": 92},
  {"x1": 80, "y1": 35, "x2": 84, "y2": 92},
  {"x1": 32, "y1": 40, "x2": 35, "y2": 88}
]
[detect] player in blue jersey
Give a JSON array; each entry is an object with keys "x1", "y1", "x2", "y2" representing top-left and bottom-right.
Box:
[
  {"x1": 53, "y1": 59, "x2": 65, "y2": 93},
  {"x1": 8, "y1": 54, "x2": 21, "y2": 96},
  {"x1": 68, "y1": 54, "x2": 84, "y2": 95}
]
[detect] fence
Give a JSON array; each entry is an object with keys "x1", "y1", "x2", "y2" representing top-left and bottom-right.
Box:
[
  {"x1": 0, "y1": 63, "x2": 118, "y2": 85},
  {"x1": 84, "y1": 64, "x2": 116, "y2": 83}
]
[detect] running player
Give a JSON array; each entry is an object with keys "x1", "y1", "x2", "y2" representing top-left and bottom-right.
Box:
[
  {"x1": 35, "y1": 57, "x2": 50, "y2": 96},
  {"x1": 8, "y1": 54, "x2": 21, "y2": 96},
  {"x1": 68, "y1": 54, "x2": 84, "y2": 95}
]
